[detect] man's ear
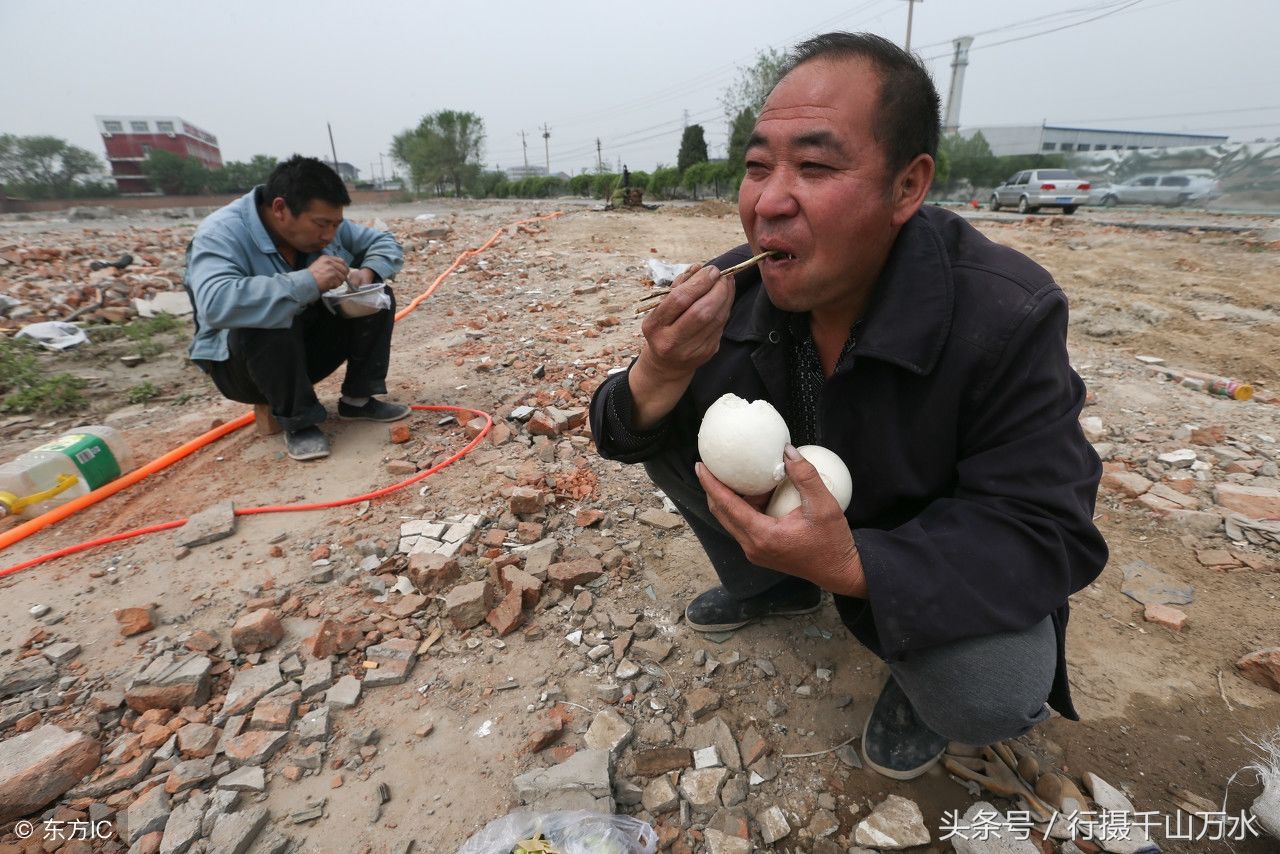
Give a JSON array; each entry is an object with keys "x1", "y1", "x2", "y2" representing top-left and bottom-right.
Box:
[
  {"x1": 891, "y1": 153, "x2": 934, "y2": 228},
  {"x1": 269, "y1": 197, "x2": 290, "y2": 222}
]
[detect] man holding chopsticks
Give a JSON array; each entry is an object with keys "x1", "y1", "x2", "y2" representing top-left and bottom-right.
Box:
[{"x1": 590, "y1": 33, "x2": 1106, "y2": 781}]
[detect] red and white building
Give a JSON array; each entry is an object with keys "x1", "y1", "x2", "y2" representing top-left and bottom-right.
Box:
[{"x1": 94, "y1": 115, "x2": 223, "y2": 194}]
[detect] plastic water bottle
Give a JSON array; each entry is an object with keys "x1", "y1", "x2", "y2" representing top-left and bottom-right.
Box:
[{"x1": 0, "y1": 426, "x2": 134, "y2": 520}]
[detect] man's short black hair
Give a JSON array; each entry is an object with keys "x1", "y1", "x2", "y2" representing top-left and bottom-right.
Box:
[
  {"x1": 264, "y1": 155, "x2": 351, "y2": 215},
  {"x1": 776, "y1": 32, "x2": 941, "y2": 178}
]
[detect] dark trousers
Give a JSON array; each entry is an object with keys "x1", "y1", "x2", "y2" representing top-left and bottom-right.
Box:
[
  {"x1": 198, "y1": 292, "x2": 395, "y2": 432},
  {"x1": 645, "y1": 451, "x2": 1053, "y2": 746}
]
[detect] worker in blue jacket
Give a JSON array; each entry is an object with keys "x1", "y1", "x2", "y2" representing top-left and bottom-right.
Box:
[
  {"x1": 185, "y1": 155, "x2": 407, "y2": 460},
  {"x1": 590, "y1": 33, "x2": 1107, "y2": 780}
]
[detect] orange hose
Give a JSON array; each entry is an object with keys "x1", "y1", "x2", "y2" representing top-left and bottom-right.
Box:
[{"x1": 0, "y1": 210, "x2": 563, "y2": 575}]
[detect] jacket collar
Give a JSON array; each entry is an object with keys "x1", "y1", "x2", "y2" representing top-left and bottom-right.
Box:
[
  {"x1": 723, "y1": 208, "x2": 954, "y2": 376},
  {"x1": 236, "y1": 186, "x2": 282, "y2": 257}
]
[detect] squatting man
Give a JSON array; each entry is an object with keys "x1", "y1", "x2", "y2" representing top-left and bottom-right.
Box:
[
  {"x1": 185, "y1": 155, "x2": 409, "y2": 461},
  {"x1": 590, "y1": 33, "x2": 1107, "y2": 780}
]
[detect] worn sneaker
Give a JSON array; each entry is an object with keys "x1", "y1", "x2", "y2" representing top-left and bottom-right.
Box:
[
  {"x1": 861, "y1": 677, "x2": 949, "y2": 781},
  {"x1": 684, "y1": 580, "x2": 822, "y2": 632},
  {"x1": 284, "y1": 426, "x2": 330, "y2": 461},
  {"x1": 337, "y1": 397, "x2": 410, "y2": 422}
]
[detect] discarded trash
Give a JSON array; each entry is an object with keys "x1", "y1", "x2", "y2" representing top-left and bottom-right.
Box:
[
  {"x1": 645, "y1": 258, "x2": 691, "y2": 287},
  {"x1": 1149, "y1": 364, "x2": 1253, "y2": 400},
  {"x1": 15, "y1": 320, "x2": 89, "y2": 351},
  {"x1": 0, "y1": 425, "x2": 135, "y2": 519},
  {"x1": 88, "y1": 253, "x2": 132, "y2": 271},
  {"x1": 133, "y1": 291, "x2": 193, "y2": 318},
  {"x1": 458, "y1": 811, "x2": 656, "y2": 854}
]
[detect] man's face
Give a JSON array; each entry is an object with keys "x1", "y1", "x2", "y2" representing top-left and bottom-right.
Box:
[
  {"x1": 270, "y1": 198, "x2": 343, "y2": 254},
  {"x1": 738, "y1": 57, "x2": 904, "y2": 315}
]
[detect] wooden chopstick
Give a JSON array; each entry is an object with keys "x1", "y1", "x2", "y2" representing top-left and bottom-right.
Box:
[{"x1": 633, "y1": 251, "x2": 781, "y2": 315}]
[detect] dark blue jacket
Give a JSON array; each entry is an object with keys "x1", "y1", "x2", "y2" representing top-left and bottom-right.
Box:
[{"x1": 590, "y1": 205, "x2": 1107, "y2": 718}]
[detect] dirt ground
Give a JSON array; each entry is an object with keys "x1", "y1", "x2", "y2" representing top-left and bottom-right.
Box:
[{"x1": 0, "y1": 199, "x2": 1278, "y2": 853}]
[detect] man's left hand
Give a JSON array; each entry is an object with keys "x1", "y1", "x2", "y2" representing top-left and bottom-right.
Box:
[
  {"x1": 347, "y1": 267, "x2": 378, "y2": 288},
  {"x1": 696, "y1": 444, "x2": 867, "y2": 598}
]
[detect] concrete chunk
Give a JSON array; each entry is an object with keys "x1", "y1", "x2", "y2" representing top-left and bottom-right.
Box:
[
  {"x1": 0, "y1": 725, "x2": 101, "y2": 823},
  {"x1": 176, "y1": 499, "x2": 237, "y2": 547}
]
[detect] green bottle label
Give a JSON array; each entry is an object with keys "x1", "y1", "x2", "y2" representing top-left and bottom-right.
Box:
[{"x1": 35, "y1": 433, "x2": 121, "y2": 490}]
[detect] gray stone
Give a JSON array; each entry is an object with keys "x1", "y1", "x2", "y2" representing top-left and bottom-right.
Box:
[
  {"x1": 855, "y1": 794, "x2": 931, "y2": 850},
  {"x1": 41, "y1": 641, "x2": 81, "y2": 664},
  {"x1": 704, "y1": 827, "x2": 750, "y2": 854},
  {"x1": 166, "y1": 756, "x2": 215, "y2": 793},
  {"x1": 301, "y1": 658, "x2": 334, "y2": 699},
  {"x1": 693, "y1": 746, "x2": 722, "y2": 769},
  {"x1": 687, "y1": 716, "x2": 742, "y2": 772},
  {"x1": 443, "y1": 580, "x2": 489, "y2": 629},
  {"x1": 522, "y1": 539, "x2": 559, "y2": 580},
  {"x1": 201, "y1": 788, "x2": 240, "y2": 836},
  {"x1": 126, "y1": 654, "x2": 213, "y2": 712},
  {"x1": 950, "y1": 802, "x2": 1040, "y2": 853},
  {"x1": 1120, "y1": 561, "x2": 1194, "y2": 606},
  {"x1": 176, "y1": 500, "x2": 237, "y2": 548},
  {"x1": 748, "y1": 755, "x2": 780, "y2": 784},
  {"x1": 223, "y1": 662, "x2": 284, "y2": 716},
  {"x1": 641, "y1": 776, "x2": 679, "y2": 814},
  {"x1": 758, "y1": 805, "x2": 792, "y2": 844},
  {"x1": 0, "y1": 656, "x2": 56, "y2": 699},
  {"x1": 584, "y1": 708, "x2": 633, "y2": 756},
  {"x1": 614, "y1": 778, "x2": 644, "y2": 807},
  {"x1": 678, "y1": 767, "x2": 728, "y2": 811},
  {"x1": 809, "y1": 808, "x2": 839, "y2": 838},
  {"x1": 223, "y1": 730, "x2": 288, "y2": 767},
  {"x1": 159, "y1": 791, "x2": 207, "y2": 854},
  {"x1": 836, "y1": 744, "x2": 863, "y2": 769},
  {"x1": 636, "y1": 719, "x2": 674, "y2": 746},
  {"x1": 326, "y1": 675, "x2": 362, "y2": 709},
  {"x1": 721, "y1": 775, "x2": 747, "y2": 807},
  {"x1": 217, "y1": 766, "x2": 265, "y2": 793},
  {"x1": 125, "y1": 784, "x2": 171, "y2": 844},
  {"x1": 297, "y1": 705, "x2": 330, "y2": 744},
  {"x1": 279, "y1": 654, "x2": 303, "y2": 678},
  {"x1": 207, "y1": 805, "x2": 269, "y2": 854},
  {"x1": 362, "y1": 638, "x2": 418, "y2": 687},
  {"x1": 513, "y1": 748, "x2": 612, "y2": 812}
]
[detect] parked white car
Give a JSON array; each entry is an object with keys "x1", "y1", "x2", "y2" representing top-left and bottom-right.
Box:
[
  {"x1": 989, "y1": 169, "x2": 1091, "y2": 214},
  {"x1": 1097, "y1": 173, "x2": 1221, "y2": 207}
]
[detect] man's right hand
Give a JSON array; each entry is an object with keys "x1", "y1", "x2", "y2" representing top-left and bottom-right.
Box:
[
  {"x1": 628, "y1": 263, "x2": 735, "y2": 429},
  {"x1": 308, "y1": 255, "x2": 350, "y2": 293}
]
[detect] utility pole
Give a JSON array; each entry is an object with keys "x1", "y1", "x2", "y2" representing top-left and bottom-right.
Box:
[
  {"x1": 379, "y1": 153, "x2": 386, "y2": 186},
  {"x1": 327, "y1": 122, "x2": 341, "y2": 181},
  {"x1": 520, "y1": 130, "x2": 529, "y2": 170},
  {"x1": 541, "y1": 123, "x2": 551, "y2": 173},
  {"x1": 596, "y1": 138, "x2": 603, "y2": 173},
  {"x1": 900, "y1": 0, "x2": 922, "y2": 52},
  {"x1": 682, "y1": 109, "x2": 690, "y2": 129}
]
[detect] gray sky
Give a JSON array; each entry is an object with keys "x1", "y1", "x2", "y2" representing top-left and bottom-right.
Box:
[{"x1": 3, "y1": 0, "x2": 1277, "y2": 181}]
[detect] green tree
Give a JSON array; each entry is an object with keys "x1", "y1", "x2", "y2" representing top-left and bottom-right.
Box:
[
  {"x1": 0, "y1": 134, "x2": 103, "y2": 199},
  {"x1": 720, "y1": 48, "x2": 786, "y2": 117},
  {"x1": 568, "y1": 173, "x2": 592, "y2": 196},
  {"x1": 938, "y1": 131, "x2": 1001, "y2": 192},
  {"x1": 143, "y1": 150, "x2": 209, "y2": 194},
  {"x1": 682, "y1": 161, "x2": 732, "y2": 200},
  {"x1": 391, "y1": 110, "x2": 485, "y2": 197},
  {"x1": 206, "y1": 155, "x2": 278, "y2": 193},
  {"x1": 647, "y1": 166, "x2": 682, "y2": 200},
  {"x1": 726, "y1": 109, "x2": 756, "y2": 174},
  {"x1": 677, "y1": 125, "x2": 709, "y2": 175}
]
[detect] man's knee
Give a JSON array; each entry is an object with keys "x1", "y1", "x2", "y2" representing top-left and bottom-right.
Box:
[{"x1": 911, "y1": 686, "x2": 1049, "y2": 746}]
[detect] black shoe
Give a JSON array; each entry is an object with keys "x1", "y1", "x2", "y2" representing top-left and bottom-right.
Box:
[
  {"x1": 337, "y1": 398, "x2": 410, "y2": 422},
  {"x1": 285, "y1": 426, "x2": 330, "y2": 461},
  {"x1": 861, "y1": 677, "x2": 949, "y2": 781},
  {"x1": 684, "y1": 581, "x2": 822, "y2": 632}
]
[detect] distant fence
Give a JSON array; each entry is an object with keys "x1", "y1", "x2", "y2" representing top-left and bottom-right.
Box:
[{"x1": 0, "y1": 189, "x2": 402, "y2": 214}]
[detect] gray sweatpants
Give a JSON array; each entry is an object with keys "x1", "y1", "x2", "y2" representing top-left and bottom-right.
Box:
[{"x1": 646, "y1": 454, "x2": 1055, "y2": 746}]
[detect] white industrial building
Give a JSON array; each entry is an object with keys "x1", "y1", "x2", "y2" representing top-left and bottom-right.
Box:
[{"x1": 958, "y1": 125, "x2": 1228, "y2": 157}]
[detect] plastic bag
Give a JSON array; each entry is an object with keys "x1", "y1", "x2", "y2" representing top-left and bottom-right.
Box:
[
  {"x1": 457, "y1": 810, "x2": 657, "y2": 854},
  {"x1": 15, "y1": 321, "x2": 89, "y2": 351},
  {"x1": 321, "y1": 282, "x2": 391, "y2": 318},
  {"x1": 645, "y1": 258, "x2": 691, "y2": 287}
]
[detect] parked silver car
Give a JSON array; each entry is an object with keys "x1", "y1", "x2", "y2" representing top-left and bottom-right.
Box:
[
  {"x1": 989, "y1": 169, "x2": 1090, "y2": 214},
  {"x1": 1097, "y1": 173, "x2": 1220, "y2": 207}
]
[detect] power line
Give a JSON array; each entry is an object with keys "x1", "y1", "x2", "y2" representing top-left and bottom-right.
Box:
[{"x1": 920, "y1": 0, "x2": 1147, "y2": 62}]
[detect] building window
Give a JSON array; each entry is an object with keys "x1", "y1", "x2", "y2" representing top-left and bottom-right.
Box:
[
  {"x1": 156, "y1": 121, "x2": 175, "y2": 134},
  {"x1": 1042, "y1": 142, "x2": 1057, "y2": 151},
  {"x1": 1060, "y1": 143, "x2": 1074, "y2": 152},
  {"x1": 141, "y1": 144, "x2": 152, "y2": 156},
  {"x1": 130, "y1": 121, "x2": 149, "y2": 133},
  {"x1": 103, "y1": 120, "x2": 123, "y2": 133},
  {"x1": 1095, "y1": 144, "x2": 1108, "y2": 151}
]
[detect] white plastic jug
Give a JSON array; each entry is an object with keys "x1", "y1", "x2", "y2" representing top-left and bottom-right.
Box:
[{"x1": 0, "y1": 425, "x2": 134, "y2": 519}]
